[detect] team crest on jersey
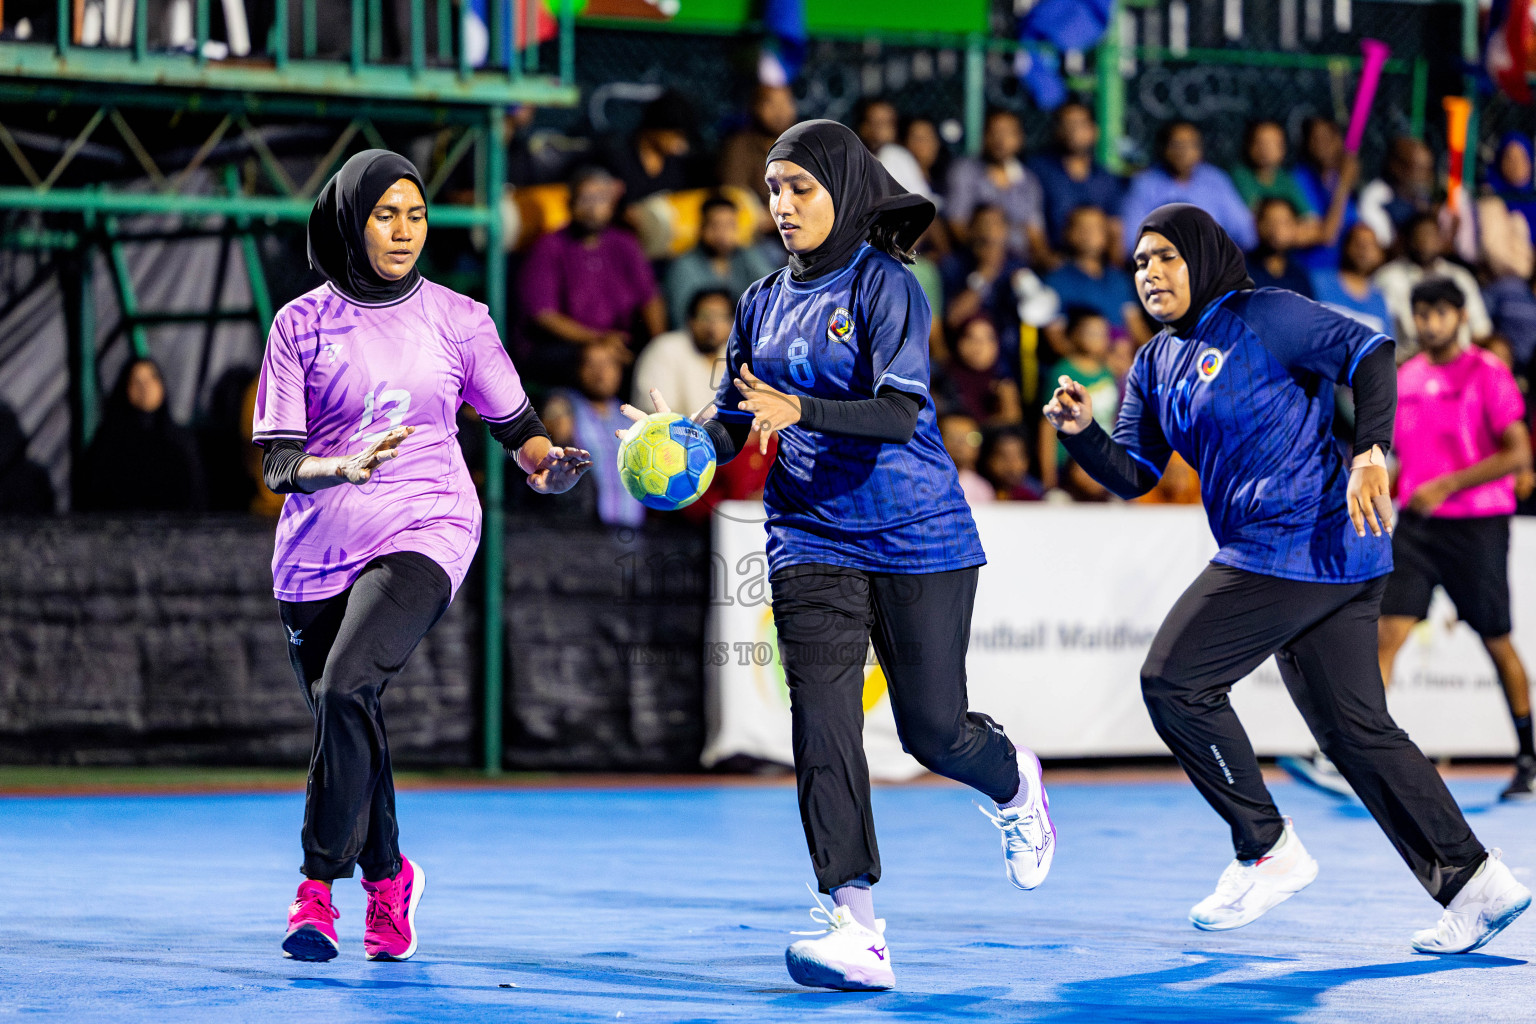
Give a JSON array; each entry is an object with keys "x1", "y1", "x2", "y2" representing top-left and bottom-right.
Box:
[
  {"x1": 1197, "y1": 347, "x2": 1225, "y2": 382},
  {"x1": 827, "y1": 307, "x2": 854, "y2": 343}
]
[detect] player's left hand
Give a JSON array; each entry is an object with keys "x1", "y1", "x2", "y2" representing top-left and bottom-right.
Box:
[
  {"x1": 735, "y1": 363, "x2": 801, "y2": 455},
  {"x1": 527, "y1": 445, "x2": 592, "y2": 494},
  {"x1": 1406, "y1": 475, "x2": 1455, "y2": 517},
  {"x1": 1347, "y1": 446, "x2": 1394, "y2": 538}
]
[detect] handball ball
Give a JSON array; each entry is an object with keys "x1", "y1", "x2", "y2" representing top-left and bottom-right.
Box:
[{"x1": 618, "y1": 412, "x2": 716, "y2": 511}]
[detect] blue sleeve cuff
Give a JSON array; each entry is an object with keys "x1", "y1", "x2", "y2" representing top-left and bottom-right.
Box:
[{"x1": 1346, "y1": 333, "x2": 1392, "y2": 386}]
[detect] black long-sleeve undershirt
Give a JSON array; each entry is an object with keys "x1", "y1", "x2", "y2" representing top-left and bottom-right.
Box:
[
  {"x1": 1060, "y1": 339, "x2": 1398, "y2": 499},
  {"x1": 259, "y1": 404, "x2": 550, "y2": 494},
  {"x1": 703, "y1": 390, "x2": 922, "y2": 463}
]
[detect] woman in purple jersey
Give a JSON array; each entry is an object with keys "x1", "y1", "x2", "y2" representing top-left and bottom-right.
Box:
[
  {"x1": 253, "y1": 150, "x2": 590, "y2": 964},
  {"x1": 621, "y1": 120, "x2": 1056, "y2": 992}
]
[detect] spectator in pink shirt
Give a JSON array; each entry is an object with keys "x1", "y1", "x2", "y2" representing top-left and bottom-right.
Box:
[
  {"x1": 1379, "y1": 276, "x2": 1536, "y2": 801},
  {"x1": 517, "y1": 165, "x2": 667, "y2": 385}
]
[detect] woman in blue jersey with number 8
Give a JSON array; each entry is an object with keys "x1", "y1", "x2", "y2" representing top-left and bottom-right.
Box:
[{"x1": 618, "y1": 120, "x2": 1054, "y2": 992}]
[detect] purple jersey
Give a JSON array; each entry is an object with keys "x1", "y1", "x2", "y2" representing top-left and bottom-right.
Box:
[{"x1": 253, "y1": 279, "x2": 529, "y2": 601}]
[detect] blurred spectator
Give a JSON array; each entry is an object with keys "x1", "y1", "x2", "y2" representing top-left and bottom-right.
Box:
[
  {"x1": 1028, "y1": 98, "x2": 1125, "y2": 258},
  {"x1": 198, "y1": 367, "x2": 258, "y2": 512},
  {"x1": 1488, "y1": 133, "x2": 1536, "y2": 249},
  {"x1": 939, "y1": 205, "x2": 1026, "y2": 346},
  {"x1": 633, "y1": 288, "x2": 733, "y2": 418},
  {"x1": 1038, "y1": 308, "x2": 1118, "y2": 491},
  {"x1": 1374, "y1": 212, "x2": 1491, "y2": 353},
  {"x1": 1121, "y1": 121, "x2": 1256, "y2": 251},
  {"x1": 719, "y1": 84, "x2": 798, "y2": 207},
  {"x1": 1042, "y1": 205, "x2": 1147, "y2": 340},
  {"x1": 1310, "y1": 222, "x2": 1391, "y2": 333},
  {"x1": 979, "y1": 427, "x2": 1044, "y2": 501},
  {"x1": 939, "y1": 413, "x2": 994, "y2": 506},
  {"x1": 601, "y1": 90, "x2": 700, "y2": 205},
  {"x1": 1232, "y1": 119, "x2": 1356, "y2": 259},
  {"x1": 76, "y1": 357, "x2": 206, "y2": 513},
  {"x1": 544, "y1": 344, "x2": 646, "y2": 528},
  {"x1": 663, "y1": 194, "x2": 774, "y2": 327},
  {"x1": 855, "y1": 98, "x2": 933, "y2": 202},
  {"x1": 910, "y1": 222, "x2": 949, "y2": 363},
  {"x1": 1292, "y1": 117, "x2": 1362, "y2": 270},
  {"x1": 946, "y1": 109, "x2": 1051, "y2": 264},
  {"x1": 903, "y1": 117, "x2": 949, "y2": 208},
  {"x1": 1134, "y1": 453, "x2": 1203, "y2": 504},
  {"x1": 934, "y1": 316, "x2": 1023, "y2": 425},
  {"x1": 0, "y1": 404, "x2": 54, "y2": 514},
  {"x1": 1359, "y1": 136, "x2": 1435, "y2": 249},
  {"x1": 1245, "y1": 198, "x2": 1314, "y2": 297},
  {"x1": 1483, "y1": 273, "x2": 1536, "y2": 373},
  {"x1": 518, "y1": 165, "x2": 666, "y2": 384}
]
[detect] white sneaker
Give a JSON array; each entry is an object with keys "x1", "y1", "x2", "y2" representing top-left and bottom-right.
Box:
[
  {"x1": 1411, "y1": 849, "x2": 1531, "y2": 954},
  {"x1": 784, "y1": 893, "x2": 894, "y2": 991},
  {"x1": 1189, "y1": 818, "x2": 1319, "y2": 931},
  {"x1": 1277, "y1": 752, "x2": 1357, "y2": 799},
  {"x1": 978, "y1": 747, "x2": 1056, "y2": 890}
]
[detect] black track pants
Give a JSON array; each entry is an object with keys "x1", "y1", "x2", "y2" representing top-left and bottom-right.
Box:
[
  {"x1": 278, "y1": 551, "x2": 450, "y2": 882},
  {"x1": 1141, "y1": 562, "x2": 1486, "y2": 905},
  {"x1": 771, "y1": 564, "x2": 1020, "y2": 893}
]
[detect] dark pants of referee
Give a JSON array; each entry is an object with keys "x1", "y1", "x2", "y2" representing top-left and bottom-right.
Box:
[
  {"x1": 1142, "y1": 563, "x2": 1487, "y2": 905},
  {"x1": 278, "y1": 551, "x2": 450, "y2": 882},
  {"x1": 771, "y1": 564, "x2": 1020, "y2": 893}
]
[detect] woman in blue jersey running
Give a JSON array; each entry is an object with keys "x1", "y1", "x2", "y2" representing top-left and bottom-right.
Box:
[
  {"x1": 620, "y1": 120, "x2": 1053, "y2": 991},
  {"x1": 1045, "y1": 202, "x2": 1528, "y2": 954}
]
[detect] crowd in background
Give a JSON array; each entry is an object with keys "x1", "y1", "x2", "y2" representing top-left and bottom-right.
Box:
[{"x1": 47, "y1": 83, "x2": 1536, "y2": 525}]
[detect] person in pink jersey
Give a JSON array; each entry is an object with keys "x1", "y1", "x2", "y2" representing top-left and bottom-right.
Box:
[
  {"x1": 1379, "y1": 276, "x2": 1536, "y2": 801},
  {"x1": 252, "y1": 150, "x2": 591, "y2": 963}
]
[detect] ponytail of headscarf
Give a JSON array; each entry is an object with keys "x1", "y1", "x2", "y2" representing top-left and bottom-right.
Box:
[
  {"x1": 307, "y1": 149, "x2": 427, "y2": 304},
  {"x1": 1136, "y1": 203, "x2": 1254, "y2": 337},
  {"x1": 766, "y1": 119, "x2": 935, "y2": 282}
]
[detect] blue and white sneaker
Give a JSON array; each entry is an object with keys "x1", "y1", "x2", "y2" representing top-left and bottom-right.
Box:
[
  {"x1": 979, "y1": 747, "x2": 1056, "y2": 890},
  {"x1": 1189, "y1": 817, "x2": 1318, "y2": 931},
  {"x1": 785, "y1": 892, "x2": 894, "y2": 991},
  {"x1": 1412, "y1": 849, "x2": 1531, "y2": 954},
  {"x1": 1277, "y1": 753, "x2": 1356, "y2": 799}
]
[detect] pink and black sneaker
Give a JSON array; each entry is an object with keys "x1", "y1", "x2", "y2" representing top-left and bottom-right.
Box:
[
  {"x1": 361, "y1": 856, "x2": 425, "y2": 961},
  {"x1": 283, "y1": 880, "x2": 340, "y2": 962}
]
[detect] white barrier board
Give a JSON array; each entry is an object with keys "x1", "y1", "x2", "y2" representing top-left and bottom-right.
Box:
[{"x1": 703, "y1": 502, "x2": 1527, "y2": 780}]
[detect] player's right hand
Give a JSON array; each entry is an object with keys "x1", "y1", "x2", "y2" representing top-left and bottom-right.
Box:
[
  {"x1": 337, "y1": 425, "x2": 413, "y2": 484},
  {"x1": 615, "y1": 388, "x2": 671, "y2": 438},
  {"x1": 1044, "y1": 376, "x2": 1094, "y2": 435}
]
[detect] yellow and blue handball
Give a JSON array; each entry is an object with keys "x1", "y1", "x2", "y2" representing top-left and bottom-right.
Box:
[{"x1": 618, "y1": 412, "x2": 717, "y2": 511}]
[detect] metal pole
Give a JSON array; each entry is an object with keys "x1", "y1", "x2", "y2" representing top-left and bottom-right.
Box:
[
  {"x1": 963, "y1": 32, "x2": 984, "y2": 158},
  {"x1": 73, "y1": 234, "x2": 98, "y2": 452},
  {"x1": 558, "y1": 0, "x2": 573, "y2": 87},
  {"x1": 274, "y1": 0, "x2": 287, "y2": 69},
  {"x1": 1460, "y1": 0, "x2": 1478, "y2": 192},
  {"x1": 1095, "y1": 22, "x2": 1125, "y2": 173},
  {"x1": 410, "y1": 0, "x2": 425, "y2": 72},
  {"x1": 1410, "y1": 55, "x2": 1427, "y2": 140},
  {"x1": 350, "y1": 0, "x2": 363, "y2": 73},
  {"x1": 481, "y1": 108, "x2": 507, "y2": 777}
]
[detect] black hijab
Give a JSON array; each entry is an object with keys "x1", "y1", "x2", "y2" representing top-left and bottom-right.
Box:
[
  {"x1": 1136, "y1": 203, "x2": 1253, "y2": 337},
  {"x1": 307, "y1": 149, "x2": 427, "y2": 304},
  {"x1": 766, "y1": 119, "x2": 935, "y2": 281}
]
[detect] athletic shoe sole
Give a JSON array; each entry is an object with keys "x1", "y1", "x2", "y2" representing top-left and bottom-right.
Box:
[
  {"x1": 1189, "y1": 858, "x2": 1320, "y2": 932},
  {"x1": 785, "y1": 950, "x2": 893, "y2": 991},
  {"x1": 1412, "y1": 889, "x2": 1532, "y2": 955},
  {"x1": 366, "y1": 859, "x2": 425, "y2": 962},
  {"x1": 282, "y1": 923, "x2": 340, "y2": 962},
  {"x1": 1276, "y1": 756, "x2": 1356, "y2": 800}
]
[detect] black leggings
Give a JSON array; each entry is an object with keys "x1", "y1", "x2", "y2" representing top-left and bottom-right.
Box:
[
  {"x1": 1142, "y1": 562, "x2": 1486, "y2": 905},
  {"x1": 278, "y1": 551, "x2": 451, "y2": 882},
  {"x1": 771, "y1": 564, "x2": 1020, "y2": 893}
]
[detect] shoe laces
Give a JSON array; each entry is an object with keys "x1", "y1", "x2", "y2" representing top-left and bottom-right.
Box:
[
  {"x1": 977, "y1": 802, "x2": 1040, "y2": 854},
  {"x1": 790, "y1": 884, "x2": 855, "y2": 937},
  {"x1": 1210, "y1": 859, "x2": 1255, "y2": 900},
  {"x1": 291, "y1": 889, "x2": 339, "y2": 921},
  {"x1": 365, "y1": 880, "x2": 405, "y2": 937}
]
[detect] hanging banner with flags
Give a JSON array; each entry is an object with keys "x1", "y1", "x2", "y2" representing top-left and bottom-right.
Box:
[{"x1": 704, "y1": 503, "x2": 1530, "y2": 780}]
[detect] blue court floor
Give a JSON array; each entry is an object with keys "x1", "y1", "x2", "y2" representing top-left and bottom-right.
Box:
[{"x1": 2, "y1": 776, "x2": 1533, "y2": 1023}]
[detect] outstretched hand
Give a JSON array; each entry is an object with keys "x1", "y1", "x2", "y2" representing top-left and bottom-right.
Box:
[
  {"x1": 615, "y1": 388, "x2": 673, "y2": 439},
  {"x1": 526, "y1": 445, "x2": 592, "y2": 494},
  {"x1": 1043, "y1": 376, "x2": 1094, "y2": 435},
  {"x1": 735, "y1": 364, "x2": 800, "y2": 455},
  {"x1": 336, "y1": 425, "x2": 413, "y2": 484}
]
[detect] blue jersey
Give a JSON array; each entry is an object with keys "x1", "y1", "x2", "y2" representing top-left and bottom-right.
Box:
[
  {"x1": 1114, "y1": 288, "x2": 1394, "y2": 584},
  {"x1": 714, "y1": 245, "x2": 985, "y2": 575}
]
